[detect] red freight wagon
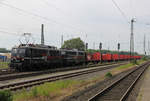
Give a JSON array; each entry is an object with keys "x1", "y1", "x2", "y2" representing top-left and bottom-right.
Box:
[
  {"x1": 124, "y1": 55, "x2": 128, "y2": 60},
  {"x1": 102, "y1": 54, "x2": 112, "y2": 61},
  {"x1": 131, "y1": 56, "x2": 134, "y2": 59},
  {"x1": 91, "y1": 52, "x2": 101, "y2": 62},
  {"x1": 119, "y1": 55, "x2": 124, "y2": 60},
  {"x1": 134, "y1": 56, "x2": 137, "y2": 59},
  {"x1": 129, "y1": 55, "x2": 132, "y2": 59},
  {"x1": 139, "y1": 56, "x2": 142, "y2": 59},
  {"x1": 122, "y1": 55, "x2": 126, "y2": 60},
  {"x1": 135, "y1": 56, "x2": 137, "y2": 59},
  {"x1": 102, "y1": 54, "x2": 107, "y2": 61},
  {"x1": 112, "y1": 54, "x2": 119, "y2": 61},
  {"x1": 138, "y1": 56, "x2": 141, "y2": 59},
  {"x1": 127, "y1": 55, "x2": 130, "y2": 60},
  {"x1": 123, "y1": 55, "x2": 126, "y2": 60},
  {"x1": 106, "y1": 54, "x2": 112, "y2": 61},
  {"x1": 135, "y1": 56, "x2": 141, "y2": 59}
]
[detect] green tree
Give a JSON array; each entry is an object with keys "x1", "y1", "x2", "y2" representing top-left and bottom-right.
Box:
[
  {"x1": 61, "y1": 37, "x2": 85, "y2": 50},
  {"x1": 0, "y1": 48, "x2": 10, "y2": 53}
]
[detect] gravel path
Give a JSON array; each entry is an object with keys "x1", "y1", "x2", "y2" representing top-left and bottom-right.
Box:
[
  {"x1": 0, "y1": 63, "x2": 125, "y2": 86},
  {"x1": 135, "y1": 66, "x2": 150, "y2": 101}
]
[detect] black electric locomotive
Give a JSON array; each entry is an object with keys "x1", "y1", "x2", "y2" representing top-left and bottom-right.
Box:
[{"x1": 10, "y1": 44, "x2": 86, "y2": 71}]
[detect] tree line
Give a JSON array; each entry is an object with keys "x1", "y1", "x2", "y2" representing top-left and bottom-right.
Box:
[
  {"x1": 61, "y1": 37, "x2": 139, "y2": 55},
  {"x1": 0, "y1": 48, "x2": 10, "y2": 53}
]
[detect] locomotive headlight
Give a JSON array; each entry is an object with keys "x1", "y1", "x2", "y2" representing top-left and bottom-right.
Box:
[{"x1": 22, "y1": 58, "x2": 24, "y2": 61}]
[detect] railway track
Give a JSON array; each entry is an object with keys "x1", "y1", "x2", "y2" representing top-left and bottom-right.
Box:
[
  {"x1": 0, "y1": 62, "x2": 126, "y2": 76},
  {"x1": 0, "y1": 62, "x2": 128, "y2": 91},
  {"x1": 0, "y1": 68, "x2": 16, "y2": 75},
  {"x1": 0, "y1": 62, "x2": 127, "y2": 81},
  {"x1": 0, "y1": 62, "x2": 112, "y2": 76},
  {"x1": 87, "y1": 61, "x2": 150, "y2": 101}
]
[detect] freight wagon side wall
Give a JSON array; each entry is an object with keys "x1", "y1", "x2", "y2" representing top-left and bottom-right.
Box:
[
  {"x1": 102, "y1": 54, "x2": 112, "y2": 61},
  {"x1": 112, "y1": 54, "x2": 119, "y2": 61},
  {"x1": 91, "y1": 52, "x2": 101, "y2": 62}
]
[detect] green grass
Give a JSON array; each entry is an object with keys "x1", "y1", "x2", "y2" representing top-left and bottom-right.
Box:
[
  {"x1": 114, "y1": 59, "x2": 146, "y2": 71},
  {"x1": 13, "y1": 77, "x2": 106, "y2": 101},
  {"x1": 137, "y1": 60, "x2": 145, "y2": 64},
  {"x1": 116, "y1": 63, "x2": 134, "y2": 70},
  {"x1": 0, "y1": 62, "x2": 9, "y2": 69},
  {"x1": 13, "y1": 80, "x2": 80, "y2": 101}
]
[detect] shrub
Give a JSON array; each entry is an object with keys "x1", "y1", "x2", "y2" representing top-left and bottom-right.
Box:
[
  {"x1": 131, "y1": 59, "x2": 138, "y2": 65},
  {"x1": 142, "y1": 56, "x2": 148, "y2": 61},
  {"x1": 105, "y1": 72, "x2": 112, "y2": 78},
  {"x1": 0, "y1": 90, "x2": 12, "y2": 101},
  {"x1": 32, "y1": 87, "x2": 38, "y2": 97}
]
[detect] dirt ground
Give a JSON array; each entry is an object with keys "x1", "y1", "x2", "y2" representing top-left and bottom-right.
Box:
[{"x1": 136, "y1": 66, "x2": 150, "y2": 101}]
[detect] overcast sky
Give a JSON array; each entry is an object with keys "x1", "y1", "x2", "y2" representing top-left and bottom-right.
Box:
[{"x1": 0, "y1": 0, "x2": 150, "y2": 54}]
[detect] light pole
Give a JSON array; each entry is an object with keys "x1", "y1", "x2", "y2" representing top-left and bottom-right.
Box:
[{"x1": 130, "y1": 18, "x2": 136, "y2": 60}]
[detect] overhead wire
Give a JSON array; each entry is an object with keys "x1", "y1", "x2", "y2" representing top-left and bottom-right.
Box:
[
  {"x1": 0, "y1": 29, "x2": 51, "y2": 44},
  {"x1": 42, "y1": 0, "x2": 63, "y2": 12},
  {"x1": 111, "y1": 0, "x2": 130, "y2": 24},
  {"x1": 130, "y1": 0, "x2": 134, "y2": 18},
  {"x1": 0, "y1": 2, "x2": 84, "y2": 32},
  {"x1": 40, "y1": 0, "x2": 88, "y2": 36},
  {"x1": 0, "y1": 30, "x2": 19, "y2": 36},
  {"x1": 41, "y1": 0, "x2": 75, "y2": 18}
]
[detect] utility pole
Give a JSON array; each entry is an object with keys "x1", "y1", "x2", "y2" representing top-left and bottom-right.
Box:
[
  {"x1": 130, "y1": 18, "x2": 136, "y2": 58},
  {"x1": 148, "y1": 40, "x2": 149, "y2": 55},
  {"x1": 148, "y1": 40, "x2": 150, "y2": 55},
  {"x1": 93, "y1": 42, "x2": 95, "y2": 49},
  {"x1": 41, "y1": 24, "x2": 44, "y2": 45},
  {"x1": 144, "y1": 34, "x2": 146, "y2": 55},
  {"x1": 61, "y1": 35, "x2": 63, "y2": 48}
]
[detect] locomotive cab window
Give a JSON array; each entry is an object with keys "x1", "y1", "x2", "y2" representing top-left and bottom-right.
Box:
[
  {"x1": 79, "y1": 52, "x2": 84, "y2": 55},
  {"x1": 11, "y1": 48, "x2": 26, "y2": 57},
  {"x1": 66, "y1": 51, "x2": 77, "y2": 56}
]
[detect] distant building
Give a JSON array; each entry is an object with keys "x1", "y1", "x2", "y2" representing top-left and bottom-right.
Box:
[{"x1": 0, "y1": 53, "x2": 11, "y2": 62}]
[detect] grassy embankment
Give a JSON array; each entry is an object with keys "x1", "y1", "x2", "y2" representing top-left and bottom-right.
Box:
[
  {"x1": 13, "y1": 78, "x2": 104, "y2": 101},
  {"x1": 1, "y1": 60, "x2": 146, "y2": 101},
  {"x1": 104, "y1": 59, "x2": 146, "y2": 78},
  {"x1": 0, "y1": 62, "x2": 9, "y2": 69}
]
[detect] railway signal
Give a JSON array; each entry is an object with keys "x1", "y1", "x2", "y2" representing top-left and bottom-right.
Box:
[
  {"x1": 118, "y1": 43, "x2": 120, "y2": 51},
  {"x1": 99, "y1": 42, "x2": 102, "y2": 63},
  {"x1": 85, "y1": 43, "x2": 88, "y2": 50},
  {"x1": 99, "y1": 42, "x2": 102, "y2": 50}
]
